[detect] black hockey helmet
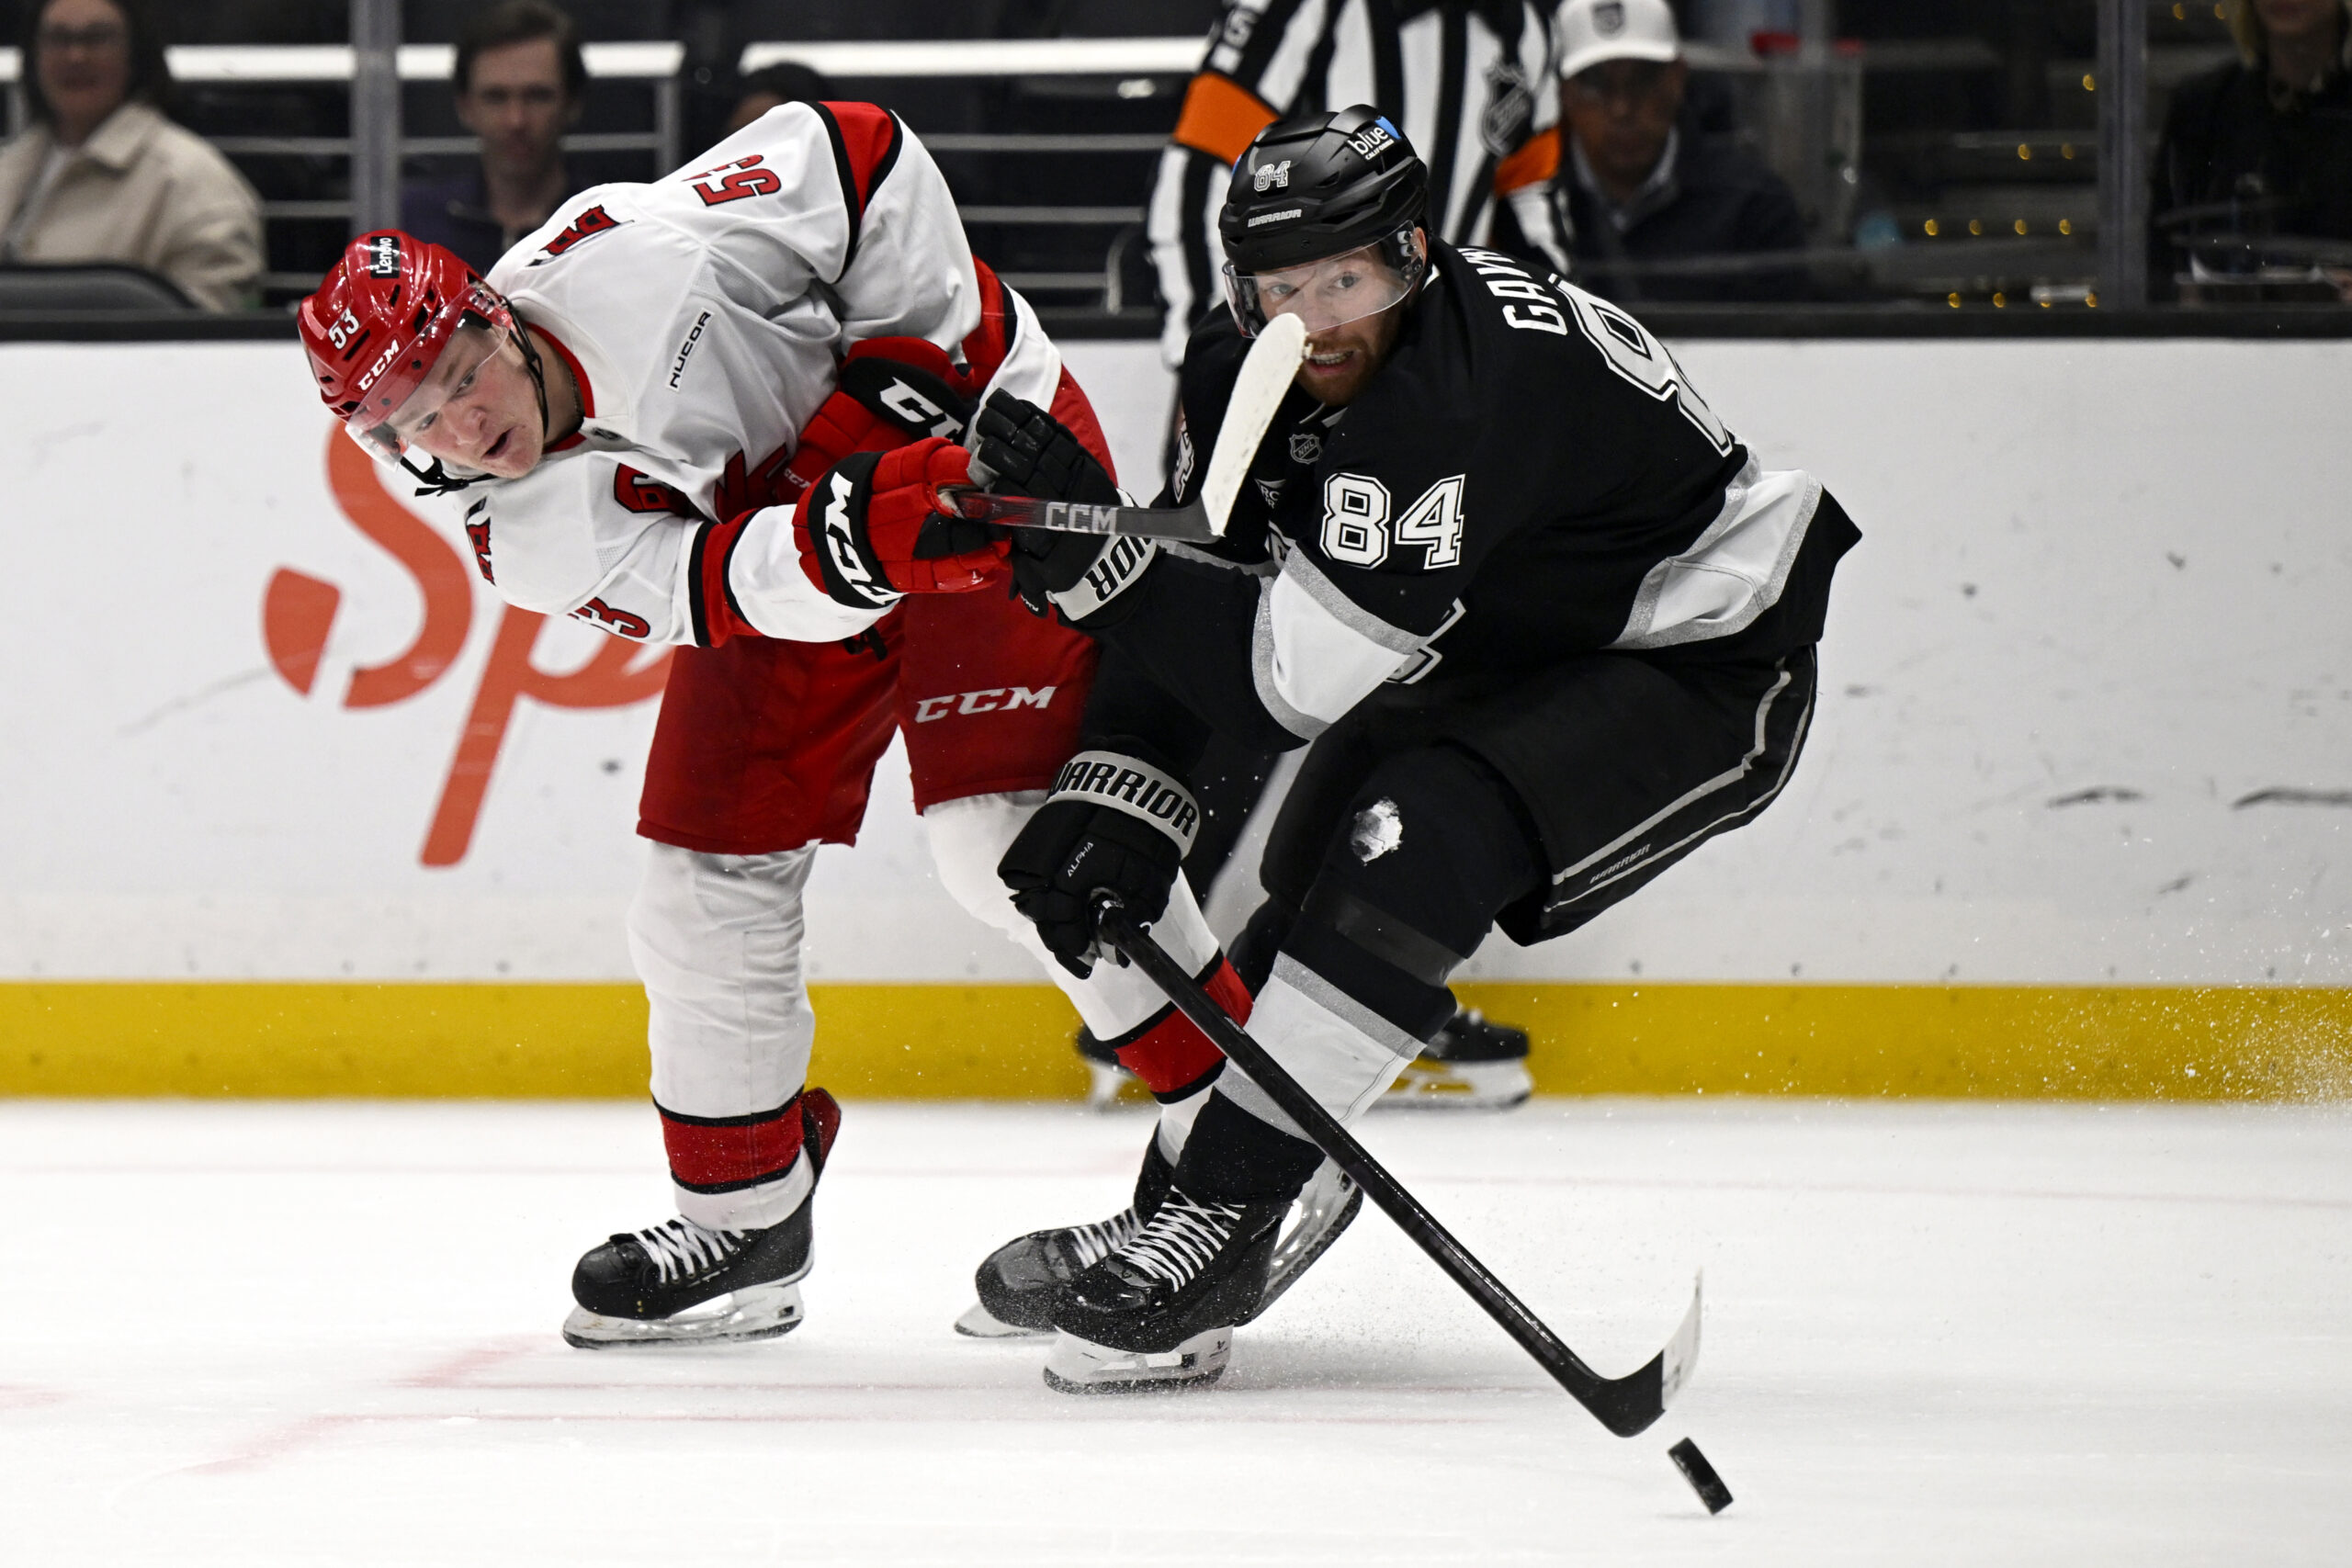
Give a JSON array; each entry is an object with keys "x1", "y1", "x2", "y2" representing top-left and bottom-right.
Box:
[{"x1": 1218, "y1": 106, "x2": 1430, "y2": 334}]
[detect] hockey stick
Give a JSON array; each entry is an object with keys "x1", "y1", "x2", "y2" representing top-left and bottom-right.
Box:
[
  {"x1": 941, "y1": 311, "x2": 1307, "y2": 543},
  {"x1": 1093, "y1": 896, "x2": 1702, "y2": 1439}
]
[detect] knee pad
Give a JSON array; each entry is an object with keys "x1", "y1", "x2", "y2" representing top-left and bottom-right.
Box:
[{"x1": 1283, "y1": 747, "x2": 1543, "y2": 1043}]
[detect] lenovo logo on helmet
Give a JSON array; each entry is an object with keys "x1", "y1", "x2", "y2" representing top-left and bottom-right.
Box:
[
  {"x1": 364, "y1": 234, "x2": 401, "y2": 277},
  {"x1": 1251, "y1": 159, "x2": 1292, "y2": 192}
]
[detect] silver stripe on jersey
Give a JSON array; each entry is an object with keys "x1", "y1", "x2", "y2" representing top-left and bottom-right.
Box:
[
  {"x1": 1282, "y1": 547, "x2": 1427, "y2": 653},
  {"x1": 1250, "y1": 551, "x2": 1424, "y2": 739},
  {"x1": 1611, "y1": 461, "x2": 1823, "y2": 651}
]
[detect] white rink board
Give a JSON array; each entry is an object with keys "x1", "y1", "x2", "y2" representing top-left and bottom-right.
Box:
[{"x1": 1, "y1": 337, "x2": 2346, "y2": 987}]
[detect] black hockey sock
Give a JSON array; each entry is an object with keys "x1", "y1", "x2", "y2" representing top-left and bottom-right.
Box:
[{"x1": 1173, "y1": 1083, "x2": 1325, "y2": 1203}]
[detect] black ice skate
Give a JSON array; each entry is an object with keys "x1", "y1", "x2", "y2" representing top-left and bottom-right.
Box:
[
  {"x1": 561, "y1": 1089, "x2": 840, "y2": 1349},
  {"x1": 1381, "y1": 1008, "x2": 1533, "y2": 1110},
  {"x1": 1041, "y1": 1183, "x2": 1293, "y2": 1394},
  {"x1": 956, "y1": 1144, "x2": 1360, "y2": 1340}
]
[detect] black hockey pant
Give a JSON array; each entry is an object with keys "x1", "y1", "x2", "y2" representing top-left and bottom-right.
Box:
[{"x1": 1182, "y1": 647, "x2": 1818, "y2": 1201}]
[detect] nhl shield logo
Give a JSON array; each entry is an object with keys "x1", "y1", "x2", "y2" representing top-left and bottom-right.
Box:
[
  {"x1": 1594, "y1": 1, "x2": 1625, "y2": 35},
  {"x1": 1481, "y1": 61, "x2": 1534, "y2": 155},
  {"x1": 1288, "y1": 432, "x2": 1322, "y2": 465},
  {"x1": 1252, "y1": 159, "x2": 1293, "y2": 192}
]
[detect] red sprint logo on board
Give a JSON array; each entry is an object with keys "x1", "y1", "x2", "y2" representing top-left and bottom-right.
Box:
[{"x1": 262, "y1": 430, "x2": 670, "y2": 866}]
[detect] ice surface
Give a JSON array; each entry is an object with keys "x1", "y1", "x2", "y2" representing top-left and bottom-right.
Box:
[{"x1": 4, "y1": 1098, "x2": 2348, "y2": 1564}]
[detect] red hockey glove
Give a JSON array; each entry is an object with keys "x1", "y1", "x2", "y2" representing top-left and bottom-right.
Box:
[
  {"x1": 776, "y1": 335, "x2": 982, "y2": 502},
  {"x1": 778, "y1": 388, "x2": 903, "y2": 502},
  {"x1": 791, "y1": 436, "x2": 1006, "y2": 609},
  {"x1": 839, "y1": 336, "x2": 981, "y2": 440}
]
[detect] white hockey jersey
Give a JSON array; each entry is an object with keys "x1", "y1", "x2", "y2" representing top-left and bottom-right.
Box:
[{"x1": 459, "y1": 100, "x2": 1064, "y2": 647}]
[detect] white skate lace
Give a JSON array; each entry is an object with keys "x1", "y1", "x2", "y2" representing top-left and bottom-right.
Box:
[
  {"x1": 630, "y1": 1217, "x2": 745, "y2": 1284},
  {"x1": 1062, "y1": 1208, "x2": 1142, "y2": 1270},
  {"x1": 1114, "y1": 1192, "x2": 1248, "y2": 1291}
]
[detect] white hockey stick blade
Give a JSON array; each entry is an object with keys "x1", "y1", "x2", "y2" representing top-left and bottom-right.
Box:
[
  {"x1": 1658, "y1": 1273, "x2": 1704, "y2": 1411},
  {"x1": 944, "y1": 310, "x2": 1306, "y2": 543},
  {"x1": 1195, "y1": 310, "x2": 1306, "y2": 536}
]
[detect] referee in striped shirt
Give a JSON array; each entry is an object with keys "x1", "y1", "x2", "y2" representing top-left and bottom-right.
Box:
[{"x1": 1147, "y1": 0, "x2": 1572, "y2": 367}]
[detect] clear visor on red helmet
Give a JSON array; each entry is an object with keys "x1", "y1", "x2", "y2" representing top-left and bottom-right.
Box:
[
  {"x1": 1222, "y1": 226, "x2": 1426, "y2": 337},
  {"x1": 344, "y1": 281, "x2": 513, "y2": 464}
]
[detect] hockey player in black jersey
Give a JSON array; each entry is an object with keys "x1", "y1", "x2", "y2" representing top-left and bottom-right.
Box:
[{"x1": 967, "y1": 106, "x2": 1858, "y2": 1392}]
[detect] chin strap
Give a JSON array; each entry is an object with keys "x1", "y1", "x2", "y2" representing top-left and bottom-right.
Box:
[
  {"x1": 406, "y1": 455, "x2": 489, "y2": 497},
  {"x1": 513, "y1": 318, "x2": 555, "y2": 446}
]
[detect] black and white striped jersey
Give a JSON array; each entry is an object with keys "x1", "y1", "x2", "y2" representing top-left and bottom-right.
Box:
[
  {"x1": 1091, "y1": 240, "x2": 1859, "y2": 758},
  {"x1": 1148, "y1": 0, "x2": 1571, "y2": 365}
]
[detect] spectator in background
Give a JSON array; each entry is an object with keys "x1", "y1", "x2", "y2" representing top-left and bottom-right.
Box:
[
  {"x1": 1553, "y1": 0, "x2": 1810, "y2": 302},
  {"x1": 724, "y1": 63, "x2": 835, "y2": 141},
  {"x1": 400, "y1": 0, "x2": 587, "y2": 273},
  {"x1": 0, "y1": 0, "x2": 262, "y2": 310},
  {"x1": 2150, "y1": 0, "x2": 2352, "y2": 299}
]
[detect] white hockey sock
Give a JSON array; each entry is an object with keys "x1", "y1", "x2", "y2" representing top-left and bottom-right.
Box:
[{"x1": 1210, "y1": 954, "x2": 1420, "y2": 1137}]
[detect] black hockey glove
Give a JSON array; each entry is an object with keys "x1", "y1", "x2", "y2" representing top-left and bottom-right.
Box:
[
  {"x1": 972, "y1": 390, "x2": 1159, "y2": 624},
  {"x1": 997, "y1": 750, "x2": 1202, "y2": 978}
]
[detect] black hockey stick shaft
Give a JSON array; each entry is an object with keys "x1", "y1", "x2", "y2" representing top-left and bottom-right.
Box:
[{"x1": 1095, "y1": 901, "x2": 1690, "y2": 1438}]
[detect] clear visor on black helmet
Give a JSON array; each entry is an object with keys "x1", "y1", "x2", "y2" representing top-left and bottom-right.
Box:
[{"x1": 1222, "y1": 225, "x2": 1426, "y2": 337}]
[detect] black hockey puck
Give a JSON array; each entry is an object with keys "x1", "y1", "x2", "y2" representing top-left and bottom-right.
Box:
[{"x1": 1668, "y1": 1438, "x2": 1734, "y2": 1514}]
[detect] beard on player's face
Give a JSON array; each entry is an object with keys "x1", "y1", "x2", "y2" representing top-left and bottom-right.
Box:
[{"x1": 1296, "y1": 296, "x2": 1408, "y2": 407}]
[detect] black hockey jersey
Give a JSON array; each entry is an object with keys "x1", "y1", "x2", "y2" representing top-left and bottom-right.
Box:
[{"x1": 1098, "y1": 240, "x2": 1857, "y2": 755}]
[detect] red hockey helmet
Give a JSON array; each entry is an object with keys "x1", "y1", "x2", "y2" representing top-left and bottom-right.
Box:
[{"x1": 299, "y1": 231, "x2": 524, "y2": 471}]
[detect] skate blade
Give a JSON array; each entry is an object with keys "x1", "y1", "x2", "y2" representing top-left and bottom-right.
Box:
[
  {"x1": 1042, "y1": 1325, "x2": 1231, "y2": 1394},
  {"x1": 560, "y1": 1281, "x2": 803, "y2": 1349},
  {"x1": 1242, "y1": 1161, "x2": 1363, "y2": 1325},
  {"x1": 1377, "y1": 1058, "x2": 1533, "y2": 1111},
  {"x1": 954, "y1": 1299, "x2": 1051, "y2": 1339}
]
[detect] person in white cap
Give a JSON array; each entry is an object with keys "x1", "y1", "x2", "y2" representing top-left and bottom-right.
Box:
[{"x1": 1554, "y1": 0, "x2": 1813, "y2": 300}]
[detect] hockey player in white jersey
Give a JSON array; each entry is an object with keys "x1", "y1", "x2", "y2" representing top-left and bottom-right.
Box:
[{"x1": 298, "y1": 101, "x2": 1352, "y2": 1349}]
